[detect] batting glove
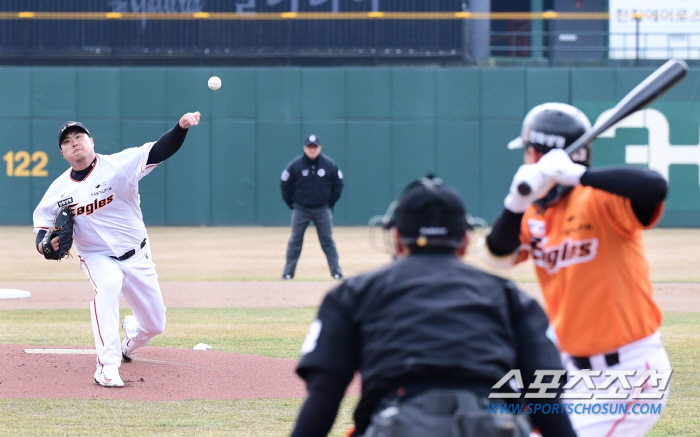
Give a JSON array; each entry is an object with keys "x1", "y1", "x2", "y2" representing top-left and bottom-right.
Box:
[
  {"x1": 504, "y1": 164, "x2": 555, "y2": 213},
  {"x1": 537, "y1": 148, "x2": 587, "y2": 186}
]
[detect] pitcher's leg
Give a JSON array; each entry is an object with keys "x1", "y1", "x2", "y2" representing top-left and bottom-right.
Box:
[
  {"x1": 80, "y1": 254, "x2": 125, "y2": 374},
  {"x1": 283, "y1": 207, "x2": 312, "y2": 277},
  {"x1": 120, "y1": 241, "x2": 166, "y2": 355}
]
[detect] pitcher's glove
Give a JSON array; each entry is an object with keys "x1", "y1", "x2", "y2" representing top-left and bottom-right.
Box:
[{"x1": 42, "y1": 206, "x2": 75, "y2": 260}]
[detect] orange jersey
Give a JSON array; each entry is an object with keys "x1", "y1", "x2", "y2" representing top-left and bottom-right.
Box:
[{"x1": 517, "y1": 186, "x2": 663, "y2": 356}]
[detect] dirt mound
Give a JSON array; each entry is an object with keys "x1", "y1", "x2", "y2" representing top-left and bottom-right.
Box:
[{"x1": 0, "y1": 344, "x2": 360, "y2": 400}]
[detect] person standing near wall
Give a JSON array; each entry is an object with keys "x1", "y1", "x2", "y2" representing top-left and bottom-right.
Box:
[{"x1": 280, "y1": 134, "x2": 344, "y2": 280}]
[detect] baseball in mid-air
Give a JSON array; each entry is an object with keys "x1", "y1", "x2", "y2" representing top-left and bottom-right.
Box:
[{"x1": 208, "y1": 76, "x2": 221, "y2": 90}]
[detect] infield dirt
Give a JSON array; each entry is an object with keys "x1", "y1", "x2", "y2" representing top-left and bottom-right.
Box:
[{"x1": 1, "y1": 226, "x2": 698, "y2": 401}]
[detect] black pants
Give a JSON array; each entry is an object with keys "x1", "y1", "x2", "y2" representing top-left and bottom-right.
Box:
[
  {"x1": 362, "y1": 389, "x2": 532, "y2": 437},
  {"x1": 283, "y1": 204, "x2": 342, "y2": 277}
]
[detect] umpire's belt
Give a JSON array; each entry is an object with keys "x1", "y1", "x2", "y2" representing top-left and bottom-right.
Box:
[
  {"x1": 571, "y1": 351, "x2": 619, "y2": 370},
  {"x1": 110, "y1": 238, "x2": 147, "y2": 261}
]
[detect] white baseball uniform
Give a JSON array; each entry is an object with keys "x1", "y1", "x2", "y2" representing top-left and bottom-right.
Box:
[
  {"x1": 559, "y1": 332, "x2": 671, "y2": 437},
  {"x1": 33, "y1": 142, "x2": 166, "y2": 375}
]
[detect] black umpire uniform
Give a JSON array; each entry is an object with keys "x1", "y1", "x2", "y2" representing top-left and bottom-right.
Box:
[
  {"x1": 280, "y1": 134, "x2": 344, "y2": 280},
  {"x1": 290, "y1": 177, "x2": 576, "y2": 437}
]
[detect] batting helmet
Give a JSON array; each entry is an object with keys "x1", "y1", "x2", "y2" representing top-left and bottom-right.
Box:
[{"x1": 507, "y1": 102, "x2": 593, "y2": 166}]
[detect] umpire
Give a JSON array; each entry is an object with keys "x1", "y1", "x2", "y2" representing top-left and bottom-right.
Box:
[
  {"x1": 290, "y1": 176, "x2": 577, "y2": 437},
  {"x1": 280, "y1": 134, "x2": 344, "y2": 280}
]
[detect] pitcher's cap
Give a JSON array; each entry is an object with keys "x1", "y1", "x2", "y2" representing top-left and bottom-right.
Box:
[{"x1": 58, "y1": 121, "x2": 90, "y2": 147}]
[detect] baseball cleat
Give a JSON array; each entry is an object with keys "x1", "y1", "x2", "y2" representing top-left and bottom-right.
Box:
[
  {"x1": 94, "y1": 368, "x2": 124, "y2": 387},
  {"x1": 280, "y1": 274, "x2": 293, "y2": 280},
  {"x1": 121, "y1": 315, "x2": 137, "y2": 362},
  {"x1": 333, "y1": 274, "x2": 345, "y2": 281},
  {"x1": 121, "y1": 337, "x2": 134, "y2": 362}
]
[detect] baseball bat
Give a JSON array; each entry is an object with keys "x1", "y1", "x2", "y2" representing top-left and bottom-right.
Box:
[{"x1": 517, "y1": 58, "x2": 688, "y2": 196}]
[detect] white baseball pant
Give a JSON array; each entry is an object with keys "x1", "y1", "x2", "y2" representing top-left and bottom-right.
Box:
[
  {"x1": 79, "y1": 238, "x2": 166, "y2": 374},
  {"x1": 561, "y1": 331, "x2": 672, "y2": 437}
]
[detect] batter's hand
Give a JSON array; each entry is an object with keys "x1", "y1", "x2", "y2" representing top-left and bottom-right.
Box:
[
  {"x1": 504, "y1": 164, "x2": 555, "y2": 213},
  {"x1": 179, "y1": 112, "x2": 201, "y2": 129},
  {"x1": 537, "y1": 148, "x2": 587, "y2": 186}
]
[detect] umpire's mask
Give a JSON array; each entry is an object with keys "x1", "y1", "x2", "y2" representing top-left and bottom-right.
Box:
[{"x1": 391, "y1": 176, "x2": 471, "y2": 250}]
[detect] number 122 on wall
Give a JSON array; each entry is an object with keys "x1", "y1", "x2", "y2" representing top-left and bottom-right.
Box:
[{"x1": 3, "y1": 151, "x2": 48, "y2": 177}]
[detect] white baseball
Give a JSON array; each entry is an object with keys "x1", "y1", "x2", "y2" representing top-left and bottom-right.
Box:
[{"x1": 208, "y1": 76, "x2": 221, "y2": 91}]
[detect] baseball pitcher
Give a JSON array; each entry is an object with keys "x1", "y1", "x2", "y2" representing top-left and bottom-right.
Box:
[{"x1": 34, "y1": 112, "x2": 201, "y2": 387}]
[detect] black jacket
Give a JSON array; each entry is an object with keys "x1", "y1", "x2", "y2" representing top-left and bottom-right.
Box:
[
  {"x1": 280, "y1": 153, "x2": 343, "y2": 209},
  {"x1": 292, "y1": 252, "x2": 576, "y2": 437}
]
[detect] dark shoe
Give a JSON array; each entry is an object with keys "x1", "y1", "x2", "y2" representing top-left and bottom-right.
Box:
[
  {"x1": 280, "y1": 274, "x2": 293, "y2": 280},
  {"x1": 121, "y1": 315, "x2": 136, "y2": 362},
  {"x1": 333, "y1": 274, "x2": 345, "y2": 281}
]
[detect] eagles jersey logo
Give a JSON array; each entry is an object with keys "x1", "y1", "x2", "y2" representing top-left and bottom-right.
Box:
[
  {"x1": 532, "y1": 236, "x2": 599, "y2": 274},
  {"x1": 318, "y1": 168, "x2": 326, "y2": 177},
  {"x1": 70, "y1": 194, "x2": 114, "y2": 217}
]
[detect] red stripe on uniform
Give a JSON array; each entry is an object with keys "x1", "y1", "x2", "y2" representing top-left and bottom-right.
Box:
[
  {"x1": 604, "y1": 401, "x2": 637, "y2": 437},
  {"x1": 604, "y1": 362, "x2": 652, "y2": 437},
  {"x1": 140, "y1": 145, "x2": 158, "y2": 172},
  {"x1": 82, "y1": 256, "x2": 105, "y2": 357},
  {"x1": 79, "y1": 255, "x2": 98, "y2": 293},
  {"x1": 92, "y1": 298, "x2": 105, "y2": 348}
]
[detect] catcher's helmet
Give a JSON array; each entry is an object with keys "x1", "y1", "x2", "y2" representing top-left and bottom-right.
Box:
[
  {"x1": 391, "y1": 175, "x2": 471, "y2": 250},
  {"x1": 507, "y1": 102, "x2": 592, "y2": 166}
]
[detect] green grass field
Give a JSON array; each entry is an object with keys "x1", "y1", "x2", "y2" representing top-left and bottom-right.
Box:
[
  {"x1": 2, "y1": 225, "x2": 699, "y2": 436},
  {"x1": 0, "y1": 308, "x2": 697, "y2": 436}
]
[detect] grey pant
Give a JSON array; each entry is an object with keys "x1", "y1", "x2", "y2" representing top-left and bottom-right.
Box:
[
  {"x1": 283, "y1": 204, "x2": 342, "y2": 277},
  {"x1": 363, "y1": 389, "x2": 532, "y2": 437}
]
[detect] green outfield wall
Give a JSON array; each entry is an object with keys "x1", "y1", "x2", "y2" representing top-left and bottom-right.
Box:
[{"x1": 1, "y1": 66, "x2": 699, "y2": 227}]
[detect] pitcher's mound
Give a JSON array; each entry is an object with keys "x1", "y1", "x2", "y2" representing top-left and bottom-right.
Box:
[{"x1": 0, "y1": 344, "x2": 359, "y2": 401}]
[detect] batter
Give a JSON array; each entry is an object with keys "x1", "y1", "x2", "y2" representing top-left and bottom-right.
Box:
[{"x1": 481, "y1": 103, "x2": 671, "y2": 437}]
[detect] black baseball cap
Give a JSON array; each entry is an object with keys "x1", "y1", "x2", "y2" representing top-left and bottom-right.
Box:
[
  {"x1": 392, "y1": 176, "x2": 471, "y2": 249},
  {"x1": 58, "y1": 121, "x2": 90, "y2": 147},
  {"x1": 303, "y1": 134, "x2": 321, "y2": 147}
]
